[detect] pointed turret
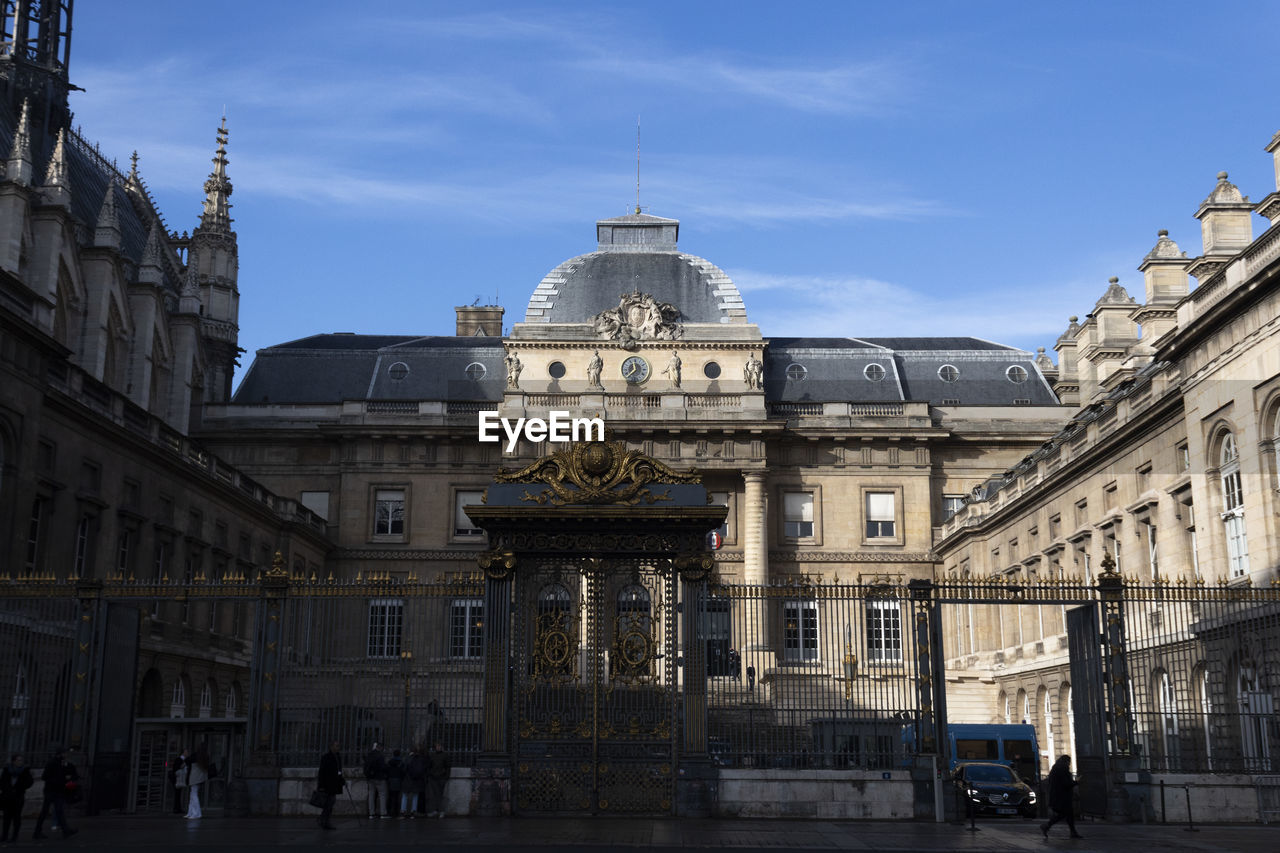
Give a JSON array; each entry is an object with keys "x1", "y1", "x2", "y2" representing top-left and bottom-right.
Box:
[
  {"x1": 200, "y1": 117, "x2": 234, "y2": 232},
  {"x1": 93, "y1": 182, "x2": 122, "y2": 249},
  {"x1": 41, "y1": 127, "x2": 70, "y2": 207},
  {"x1": 189, "y1": 115, "x2": 241, "y2": 404},
  {"x1": 5, "y1": 98, "x2": 34, "y2": 186},
  {"x1": 139, "y1": 223, "x2": 164, "y2": 286}
]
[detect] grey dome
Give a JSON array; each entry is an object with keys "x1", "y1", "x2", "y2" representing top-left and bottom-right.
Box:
[{"x1": 523, "y1": 214, "x2": 748, "y2": 325}]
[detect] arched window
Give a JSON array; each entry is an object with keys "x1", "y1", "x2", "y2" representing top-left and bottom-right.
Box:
[
  {"x1": 225, "y1": 682, "x2": 240, "y2": 718},
  {"x1": 1238, "y1": 661, "x2": 1273, "y2": 772},
  {"x1": 1002, "y1": 693, "x2": 1011, "y2": 725},
  {"x1": 534, "y1": 584, "x2": 574, "y2": 678},
  {"x1": 1198, "y1": 668, "x2": 1213, "y2": 770},
  {"x1": 170, "y1": 677, "x2": 187, "y2": 719},
  {"x1": 1219, "y1": 433, "x2": 1249, "y2": 578},
  {"x1": 1042, "y1": 689, "x2": 1055, "y2": 772},
  {"x1": 614, "y1": 584, "x2": 653, "y2": 678},
  {"x1": 1157, "y1": 670, "x2": 1179, "y2": 770},
  {"x1": 1062, "y1": 684, "x2": 1076, "y2": 772},
  {"x1": 1017, "y1": 688, "x2": 1028, "y2": 724},
  {"x1": 199, "y1": 680, "x2": 214, "y2": 718}
]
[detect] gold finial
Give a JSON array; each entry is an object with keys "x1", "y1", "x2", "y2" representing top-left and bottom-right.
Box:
[{"x1": 267, "y1": 551, "x2": 287, "y2": 578}]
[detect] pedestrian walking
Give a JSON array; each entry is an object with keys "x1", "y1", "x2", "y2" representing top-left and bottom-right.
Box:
[
  {"x1": 317, "y1": 741, "x2": 344, "y2": 830},
  {"x1": 1041, "y1": 754, "x2": 1083, "y2": 840},
  {"x1": 363, "y1": 741, "x2": 389, "y2": 818},
  {"x1": 169, "y1": 747, "x2": 189, "y2": 815},
  {"x1": 425, "y1": 742, "x2": 451, "y2": 818},
  {"x1": 184, "y1": 743, "x2": 210, "y2": 820},
  {"x1": 385, "y1": 749, "x2": 405, "y2": 818},
  {"x1": 32, "y1": 748, "x2": 77, "y2": 840},
  {"x1": 400, "y1": 748, "x2": 426, "y2": 818},
  {"x1": 1, "y1": 753, "x2": 34, "y2": 842}
]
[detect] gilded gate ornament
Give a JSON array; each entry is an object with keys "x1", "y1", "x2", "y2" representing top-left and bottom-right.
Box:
[{"x1": 496, "y1": 440, "x2": 700, "y2": 506}]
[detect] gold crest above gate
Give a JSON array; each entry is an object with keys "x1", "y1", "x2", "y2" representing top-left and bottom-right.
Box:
[{"x1": 495, "y1": 440, "x2": 700, "y2": 506}]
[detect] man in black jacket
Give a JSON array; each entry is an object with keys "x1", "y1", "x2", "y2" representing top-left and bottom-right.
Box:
[
  {"x1": 1041, "y1": 754, "x2": 1083, "y2": 839},
  {"x1": 363, "y1": 742, "x2": 389, "y2": 819},
  {"x1": 32, "y1": 748, "x2": 78, "y2": 840},
  {"x1": 317, "y1": 741, "x2": 345, "y2": 830}
]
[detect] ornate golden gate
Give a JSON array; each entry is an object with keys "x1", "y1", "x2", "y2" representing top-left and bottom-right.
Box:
[{"x1": 467, "y1": 441, "x2": 723, "y2": 815}]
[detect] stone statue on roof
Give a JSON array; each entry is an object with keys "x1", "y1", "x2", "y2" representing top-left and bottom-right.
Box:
[
  {"x1": 744, "y1": 351, "x2": 763, "y2": 390},
  {"x1": 586, "y1": 350, "x2": 603, "y2": 388},
  {"x1": 591, "y1": 291, "x2": 682, "y2": 350},
  {"x1": 505, "y1": 349, "x2": 522, "y2": 389}
]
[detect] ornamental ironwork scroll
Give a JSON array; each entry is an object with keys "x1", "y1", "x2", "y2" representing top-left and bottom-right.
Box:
[{"x1": 495, "y1": 439, "x2": 700, "y2": 507}]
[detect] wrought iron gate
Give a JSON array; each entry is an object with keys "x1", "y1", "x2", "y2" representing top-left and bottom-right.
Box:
[{"x1": 513, "y1": 556, "x2": 678, "y2": 814}]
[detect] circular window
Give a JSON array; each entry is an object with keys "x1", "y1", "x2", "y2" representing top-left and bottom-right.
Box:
[
  {"x1": 464, "y1": 362, "x2": 487, "y2": 381},
  {"x1": 387, "y1": 361, "x2": 409, "y2": 381},
  {"x1": 938, "y1": 364, "x2": 959, "y2": 383},
  {"x1": 703, "y1": 361, "x2": 722, "y2": 379},
  {"x1": 785, "y1": 363, "x2": 807, "y2": 381},
  {"x1": 547, "y1": 361, "x2": 566, "y2": 379},
  {"x1": 1006, "y1": 365, "x2": 1028, "y2": 384},
  {"x1": 864, "y1": 363, "x2": 886, "y2": 382}
]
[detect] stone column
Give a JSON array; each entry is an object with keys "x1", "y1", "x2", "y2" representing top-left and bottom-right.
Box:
[{"x1": 742, "y1": 471, "x2": 767, "y2": 585}]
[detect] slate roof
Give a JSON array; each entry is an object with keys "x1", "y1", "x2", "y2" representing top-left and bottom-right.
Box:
[
  {"x1": 0, "y1": 103, "x2": 180, "y2": 286},
  {"x1": 233, "y1": 335, "x2": 506, "y2": 404}
]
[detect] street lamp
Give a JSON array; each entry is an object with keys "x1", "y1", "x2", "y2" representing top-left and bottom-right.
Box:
[{"x1": 400, "y1": 650, "x2": 413, "y2": 748}]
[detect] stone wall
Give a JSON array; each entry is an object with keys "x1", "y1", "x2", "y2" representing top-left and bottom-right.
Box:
[
  {"x1": 276, "y1": 767, "x2": 472, "y2": 816},
  {"x1": 715, "y1": 769, "x2": 915, "y2": 819}
]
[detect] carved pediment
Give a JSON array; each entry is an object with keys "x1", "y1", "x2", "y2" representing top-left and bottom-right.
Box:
[{"x1": 591, "y1": 291, "x2": 682, "y2": 349}]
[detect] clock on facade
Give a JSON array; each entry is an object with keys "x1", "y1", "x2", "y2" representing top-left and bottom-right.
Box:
[{"x1": 620, "y1": 355, "x2": 650, "y2": 384}]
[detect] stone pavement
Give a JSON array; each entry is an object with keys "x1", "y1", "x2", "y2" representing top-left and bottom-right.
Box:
[{"x1": 0, "y1": 815, "x2": 1276, "y2": 852}]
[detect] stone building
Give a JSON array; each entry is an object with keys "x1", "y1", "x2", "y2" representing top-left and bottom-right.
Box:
[{"x1": 936, "y1": 148, "x2": 1280, "y2": 786}]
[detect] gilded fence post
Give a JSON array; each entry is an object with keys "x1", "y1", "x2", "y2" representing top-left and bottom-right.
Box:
[
  {"x1": 68, "y1": 579, "x2": 102, "y2": 754},
  {"x1": 243, "y1": 552, "x2": 289, "y2": 812}
]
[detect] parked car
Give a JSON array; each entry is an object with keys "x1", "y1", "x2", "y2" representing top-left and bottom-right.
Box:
[{"x1": 952, "y1": 761, "x2": 1037, "y2": 818}]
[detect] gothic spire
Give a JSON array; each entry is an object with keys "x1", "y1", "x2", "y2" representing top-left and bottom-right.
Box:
[
  {"x1": 6, "y1": 98, "x2": 34, "y2": 185},
  {"x1": 41, "y1": 127, "x2": 70, "y2": 206},
  {"x1": 199, "y1": 116, "x2": 233, "y2": 231}
]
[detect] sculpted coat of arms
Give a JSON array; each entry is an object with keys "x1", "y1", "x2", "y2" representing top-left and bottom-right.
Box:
[{"x1": 591, "y1": 291, "x2": 682, "y2": 349}]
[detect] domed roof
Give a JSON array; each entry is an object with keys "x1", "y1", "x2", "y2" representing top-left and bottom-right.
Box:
[{"x1": 523, "y1": 213, "x2": 748, "y2": 325}]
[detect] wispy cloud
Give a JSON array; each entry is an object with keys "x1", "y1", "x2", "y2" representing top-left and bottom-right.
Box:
[{"x1": 728, "y1": 269, "x2": 1082, "y2": 344}]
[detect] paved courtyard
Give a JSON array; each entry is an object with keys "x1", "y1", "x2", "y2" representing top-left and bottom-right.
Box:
[{"x1": 1, "y1": 816, "x2": 1276, "y2": 852}]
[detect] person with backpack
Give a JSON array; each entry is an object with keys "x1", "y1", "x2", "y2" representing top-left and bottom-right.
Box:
[
  {"x1": 385, "y1": 749, "x2": 405, "y2": 818},
  {"x1": 32, "y1": 748, "x2": 77, "y2": 840},
  {"x1": 362, "y1": 742, "x2": 389, "y2": 819}
]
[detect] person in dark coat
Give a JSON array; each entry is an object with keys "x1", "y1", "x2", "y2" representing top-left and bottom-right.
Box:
[
  {"x1": 363, "y1": 741, "x2": 389, "y2": 819},
  {"x1": 317, "y1": 741, "x2": 345, "y2": 830},
  {"x1": 0, "y1": 753, "x2": 34, "y2": 842},
  {"x1": 401, "y1": 749, "x2": 426, "y2": 818},
  {"x1": 385, "y1": 749, "x2": 405, "y2": 818},
  {"x1": 32, "y1": 748, "x2": 77, "y2": 839},
  {"x1": 1041, "y1": 754, "x2": 1082, "y2": 839},
  {"x1": 425, "y1": 742, "x2": 451, "y2": 818}
]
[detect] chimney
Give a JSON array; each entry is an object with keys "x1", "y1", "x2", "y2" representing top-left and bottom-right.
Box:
[{"x1": 455, "y1": 305, "x2": 504, "y2": 337}]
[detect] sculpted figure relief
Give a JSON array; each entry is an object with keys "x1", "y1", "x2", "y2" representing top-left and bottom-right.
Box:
[
  {"x1": 591, "y1": 291, "x2": 681, "y2": 349},
  {"x1": 662, "y1": 349, "x2": 682, "y2": 388},
  {"x1": 586, "y1": 350, "x2": 603, "y2": 388},
  {"x1": 505, "y1": 350, "x2": 522, "y2": 389},
  {"x1": 744, "y1": 351, "x2": 763, "y2": 390}
]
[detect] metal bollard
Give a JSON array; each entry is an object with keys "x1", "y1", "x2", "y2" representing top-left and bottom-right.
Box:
[
  {"x1": 1183, "y1": 785, "x2": 1198, "y2": 832},
  {"x1": 1160, "y1": 780, "x2": 1166, "y2": 824}
]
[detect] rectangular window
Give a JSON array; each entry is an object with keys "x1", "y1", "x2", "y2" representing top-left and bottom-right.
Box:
[
  {"x1": 116, "y1": 530, "x2": 131, "y2": 576},
  {"x1": 943, "y1": 495, "x2": 966, "y2": 520},
  {"x1": 73, "y1": 516, "x2": 90, "y2": 578},
  {"x1": 374, "y1": 489, "x2": 405, "y2": 536},
  {"x1": 710, "y1": 491, "x2": 731, "y2": 540},
  {"x1": 1049, "y1": 514, "x2": 1061, "y2": 540},
  {"x1": 450, "y1": 599, "x2": 484, "y2": 658},
  {"x1": 783, "y1": 492, "x2": 814, "y2": 538},
  {"x1": 25, "y1": 498, "x2": 44, "y2": 575},
  {"x1": 154, "y1": 539, "x2": 170, "y2": 580},
  {"x1": 702, "y1": 596, "x2": 734, "y2": 677},
  {"x1": 783, "y1": 600, "x2": 818, "y2": 662},
  {"x1": 865, "y1": 492, "x2": 895, "y2": 539},
  {"x1": 367, "y1": 598, "x2": 403, "y2": 658},
  {"x1": 867, "y1": 599, "x2": 903, "y2": 662},
  {"x1": 1146, "y1": 523, "x2": 1159, "y2": 581},
  {"x1": 300, "y1": 490, "x2": 330, "y2": 521},
  {"x1": 454, "y1": 490, "x2": 484, "y2": 537}
]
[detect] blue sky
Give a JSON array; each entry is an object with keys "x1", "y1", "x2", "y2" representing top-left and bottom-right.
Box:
[{"x1": 68, "y1": 2, "x2": 1279, "y2": 390}]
